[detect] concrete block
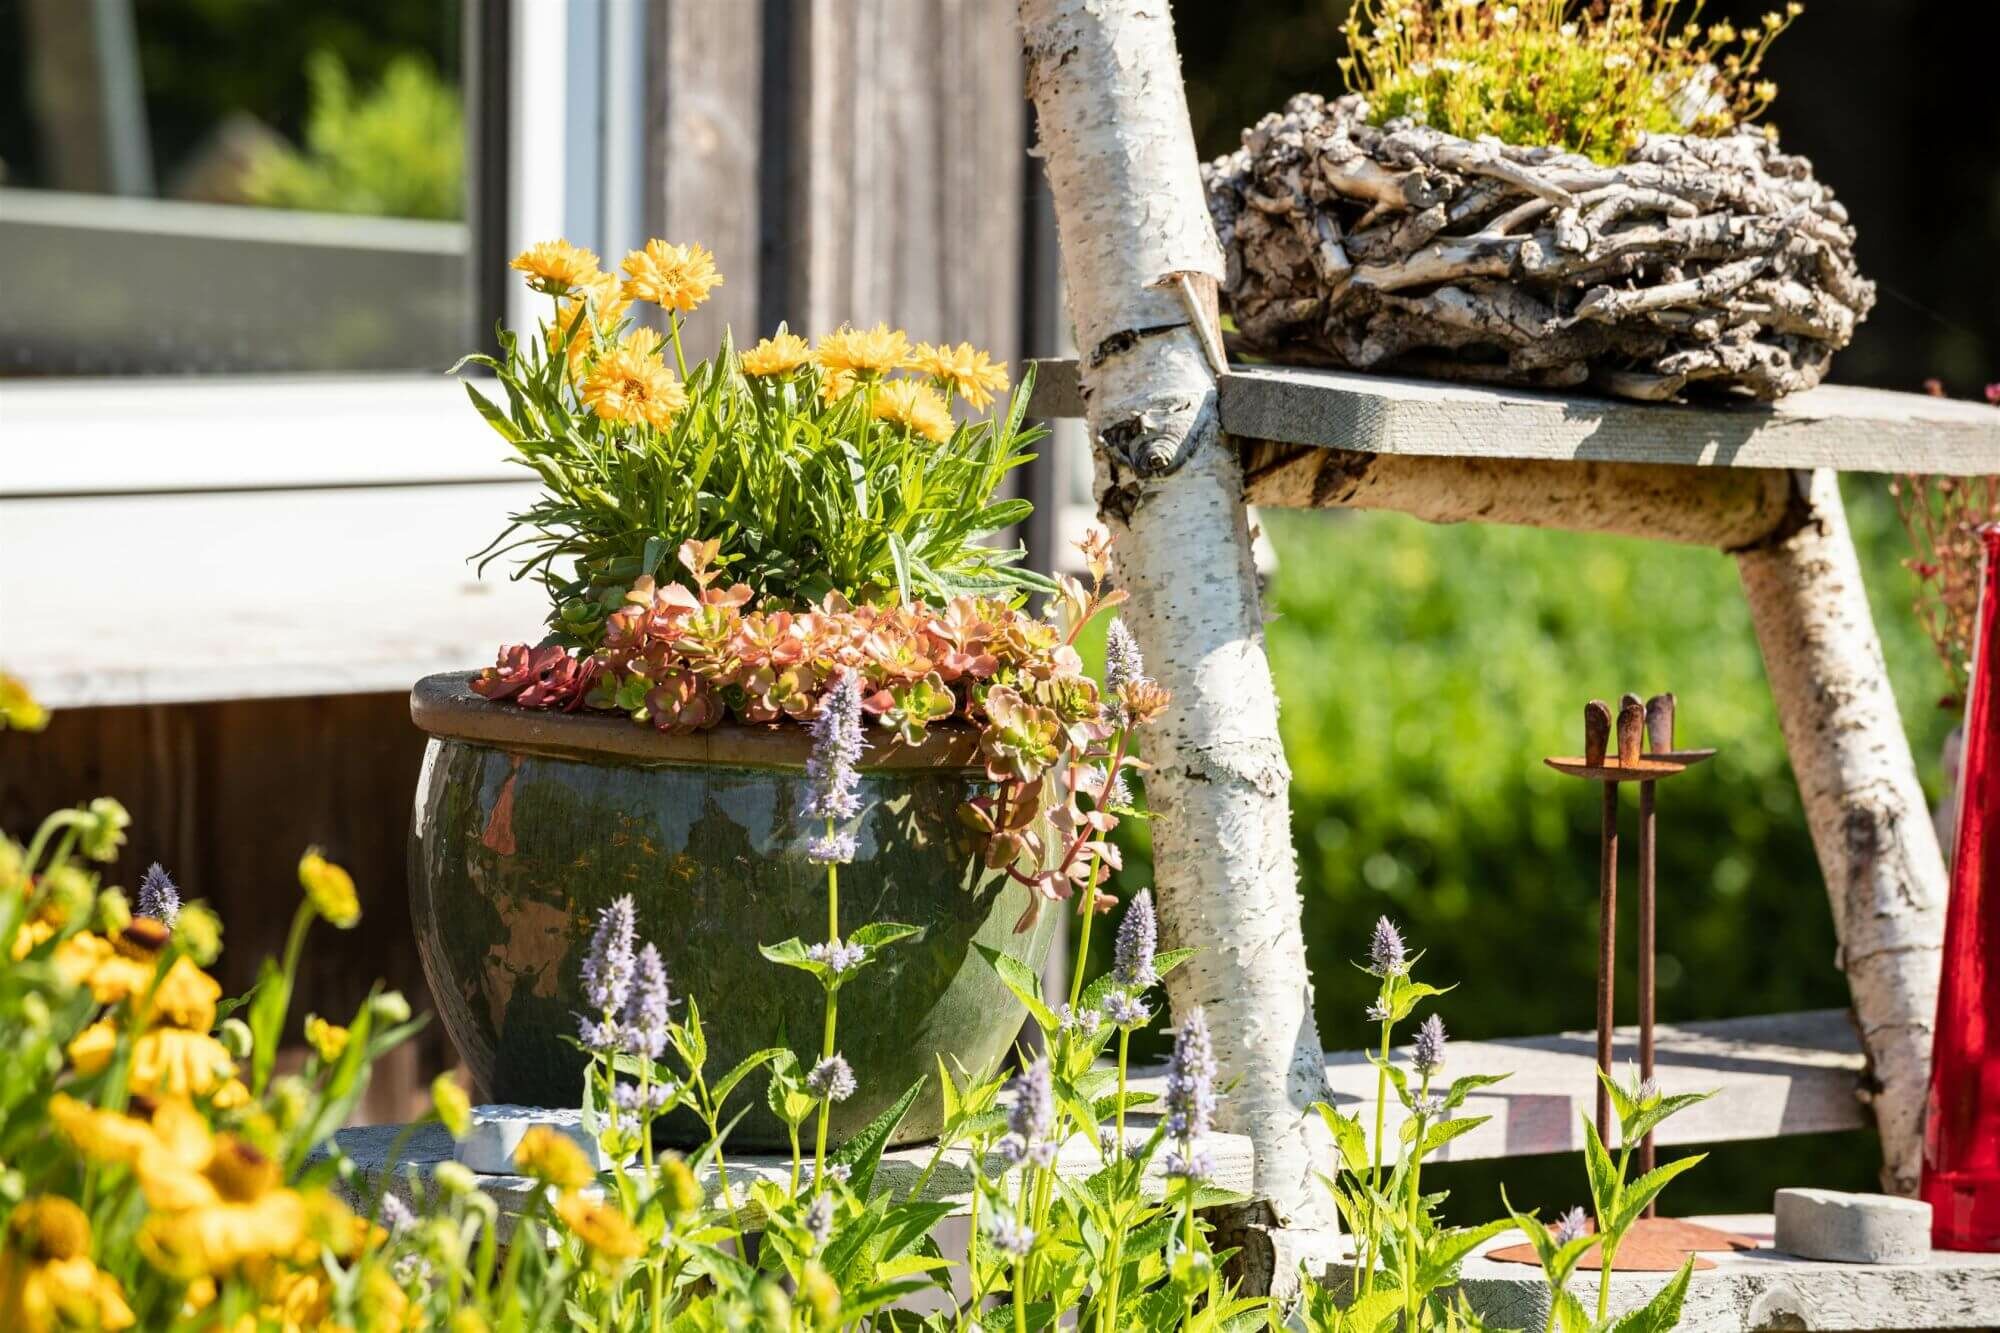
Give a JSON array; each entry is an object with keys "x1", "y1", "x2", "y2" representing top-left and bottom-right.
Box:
[
  {"x1": 453, "y1": 1104, "x2": 621, "y2": 1176},
  {"x1": 1773, "y1": 1188, "x2": 1931, "y2": 1264}
]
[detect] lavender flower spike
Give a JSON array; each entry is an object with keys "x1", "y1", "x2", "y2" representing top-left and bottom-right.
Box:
[
  {"x1": 1551, "y1": 1205, "x2": 1592, "y2": 1245},
  {"x1": 1412, "y1": 1013, "x2": 1447, "y2": 1077},
  {"x1": 1112, "y1": 888, "x2": 1157, "y2": 990},
  {"x1": 1164, "y1": 1007, "x2": 1217, "y2": 1142},
  {"x1": 1104, "y1": 618, "x2": 1145, "y2": 694},
  {"x1": 997, "y1": 1057, "x2": 1057, "y2": 1168},
  {"x1": 807, "y1": 1054, "x2": 857, "y2": 1103},
  {"x1": 136, "y1": 862, "x2": 181, "y2": 927},
  {"x1": 1367, "y1": 915, "x2": 1408, "y2": 977},
  {"x1": 803, "y1": 1193, "x2": 834, "y2": 1248},
  {"x1": 802, "y1": 670, "x2": 866, "y2": 824},
  {"x1": 580, "y1": 892, "x2": 632, "y2": 1024},
  {"x1": 620, "y1": 942, "x2": 673, "y2": 1060},
  {"x1": 984, "y1": 1212, "x2": 1035, "y2": 1259}
]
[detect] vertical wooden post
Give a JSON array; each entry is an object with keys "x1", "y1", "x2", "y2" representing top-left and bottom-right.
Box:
[
  {"x1": 1736, "y1": 469, "x2": 1946, "y2": 1195},
  {"x1": 1017, "y1": 0, "x2": 1334, "y2": 1226}
]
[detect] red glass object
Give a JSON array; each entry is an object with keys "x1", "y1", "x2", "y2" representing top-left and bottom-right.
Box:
[{"x1": 1922, "y1": 523, "x2": 2000, "y2": 1251}]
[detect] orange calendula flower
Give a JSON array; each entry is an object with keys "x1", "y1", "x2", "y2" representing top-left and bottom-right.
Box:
[
  {"x1": 0, "y1": 1197, "x2": 135, "y2": 1333},
  {"x1": 911, "y1": 341, "x2": 1010, "y2": 411},
  {"x1": 814, "y1": 323, "x2": 911, "y2": 378},
  {"x1": 583, "y1": 346, "x2": 688, "y2": 431},
  {"x1": 871, "y1": 379, "x2": 956, "y2": 444},
  {"x1": 621, "y1": 239, "x2": 722, "y2": 313},
  {"x1": 740, "y1": 330, "x2": 812, "y2": 378},
  {"x1": 509, "y1": 239, "x2": 600, "y2": 294}
]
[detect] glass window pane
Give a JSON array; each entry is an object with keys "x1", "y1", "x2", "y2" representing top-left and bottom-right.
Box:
[{"x1": 0, "y1": 0, "x2": 468, "y2": 376}]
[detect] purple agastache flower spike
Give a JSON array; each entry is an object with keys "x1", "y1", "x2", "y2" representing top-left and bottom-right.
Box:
[
  {"x1": 802, "y1": 670, "x2": 866, "y2": 825},
  {"x1": 1164, "y1": 1147, "x2": 1214, "y2": 1181},
  {"x1": 1636, "y1": 1076, "x2": 1662, "y2": 1105},
  {"x1": 984, "y1": 1212, "x2": 1035, "y2": 1259},
  {"x1": 580, "y1": 896, "x2": 637, "y2": 1014},
  {"x1": 1551, "y1": 1205, "x2": 1592, "y2": 1245},
  {"x1": 1104, "y1": 618, "x2": 1145, "y2": 695},
  {"x1": 823, "y1": 1162, "x2": 851, "y2": 1185},
  {"x1": 1101, "y1": 991, "x2": 1150, "y2": 1028},
  {"x1": 1056, "y1": 1003, "x2": 1101, "y2": 1035},
  {"x1": 380, "y1": 1192, "x2": 415, "y2": 1235},
  {"x1": 1412, "y1": 1091, "x2": 1447, "y2": 1121},
  {"x1": 1165, "y1": 1007, "x2": 1216, "y2": 1143},
  {"x1": 807, "y1": 1054, "x2": 856, "y2": 1103},
  {"x1": 1412, "y1": 1013, "x2": 1447, "y2": 1077},
  {"x1": 613, "y1": 1080, "x2": 673, "y2": 1112},
  {"x1": 803, "y1": 1193, "x2": 834, "y2": 1247},
  {"x1": 620, "y1": 942, "x2": 673, "y2": 1060},
  {"x1": 136, "y1": 862, "x2": 181, "y2": 926},
  {"x1": 1366, "y1": 998, "x2": 1391, "y2": 1024},
  {"x1": 1113, "y1": 889, "x2": 1157, "y2": 990},
  {"x1": 997, "y1": 1057, "x2": 1056, "y2": 1168},
  {"x1": 805, "y1": 829, "x2": 858, "y2": 865},
  {"x1": 1368, "y1": 915, "x2": 1408, "y2": 977},
  {"x1": 807, "y1": 939, "x2": 867, "y2": 973}
]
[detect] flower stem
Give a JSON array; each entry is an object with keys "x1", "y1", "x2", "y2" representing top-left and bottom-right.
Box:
[
  {"x1": 1404, "y1": 1070, "x2": 1431, "y2": 1331},
  {"x1": 1360, "y1": 1009, "x2": 1392, "y2": 1296},
  {"x1": 814, "y1": 836, "x2": 840, "y2": 1179},
  {"x1": 667, "y1": 313, "x2": 689, "y2": 380}
]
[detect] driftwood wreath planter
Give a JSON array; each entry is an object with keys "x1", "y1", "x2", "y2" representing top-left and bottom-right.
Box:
[{"x1": 1204, "y1": 93, "x2": 1874, "y2": 401}]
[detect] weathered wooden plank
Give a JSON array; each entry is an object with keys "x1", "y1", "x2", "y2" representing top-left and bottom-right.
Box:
[
  {"x1": 1023, "y1": 358, "x2": 2000, "y2": 476},
  {"x1": 649, "y1": 0, "x2": 765, "y2": 351},
  {"x1": 1130, "y1": 1010, "x2": 1865, "y2": 1164},
  {"x1": 336, "y1": 1113, "x2": 1256, "y2": 1228},
  {"x1": 2, "y1": 483, "x2": 549, "y2": 708},
  {"x1": 1445, "y1": 1213, "x2": 2000, "y2": 1331}
]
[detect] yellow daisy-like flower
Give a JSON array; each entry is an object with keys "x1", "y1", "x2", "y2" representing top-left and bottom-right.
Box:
[
  {"x1": 69, "y1": 1021, "x2": 238, "y2": 1101},
  {"x1": 554, "y1": 1190, "x2": 644, "y2": 1264},
  {"x1": 148, "y1": 956, "x2": 223, "y2": 1031},
  {"x1": 549, "y1": 271, "x2": 631, "y2": 374},
  {"x1": 304, "y1": 1015, "x2": 349, "y2": 1063},
  {"x1": 49, "y1": 1093, "x2": 167, "y2": 1169},
  {"x1": 871, "y1": 379, "x2": 957, "y2": 444},
  {"x1": 814, "y1": 323, "x2": 911, "y2": 378},
  {"x1": 582, "y1": 346, "x2": 688, "y2": 431},
  {"x1": 740, "y1": 331, "x2": 812, "y2": 378},
  {"x1": 0, "y1": 670, "x2": 50, "y2": 733},
  {"x1": 620, "y1": 239, "x2": 722, "y2": 313},
  {"x1": 910, "y1": 341, "x2": 1010, "y2": 411},
  {"x1": 137, "y1": 1137, "x2": 308, "y2": 1279},
  {"x1": 818, "y1": 368, "x2": 858, "y2": 406},
  {"x1": 298, "y1": 850, "x2": 360, "y2": 929},
  {"x1": 509, "y1": 239, "x2": 600, "y2": 294},
  {"x1": 514, "y1": 1125, "x2": 594, "y2": 1189},
  {"x1": 0, "y1": 1197, "x2": 135, "y2": 1333}
]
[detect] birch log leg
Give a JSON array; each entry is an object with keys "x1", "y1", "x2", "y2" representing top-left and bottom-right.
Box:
[
  {"x1": 1735, "y1": 468, "x2": 1946, "y2": 1196},
  {"x1": 1018, "y1": 0, "x2": 1334, "y2": 1228}
]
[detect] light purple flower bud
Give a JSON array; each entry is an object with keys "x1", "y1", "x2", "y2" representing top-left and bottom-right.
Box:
[
  {"x1": 802, "y1": 670, "x2": 866, "y2": 826},
  {"x1": 380, "y1": 1192, "x2": 415, "y2": 1234},
  {"x1": 803, "y1": 1193, "x2": 834, "y2": 1247},
  {"x1": 1164, "y1": 1148, "x2": 1213, "y2": 1181},
  {"x1": 1165, "y1": 1008, "x2": 1216, "y2": 1142},
  {"x1": 1412, "y1": 1091, "x2": 1447, "y2": 1121},
  {"x1": 1101, "y1": 991, "x2": 1151, "y2": 1029},
  {"x1": 1365, "y1": 998, "x2": 1390, "y2": 1024},
  {"x1": 613, "y1": 1079, "x2": 674, "y2": 1112},
  {"x1": 807, "y1": 939, "x2": 867, "y2": 974},
  {"x1": 1552, "y1": 1205, "x2": 1592, "y2": 1245},
  {"x1": 1412, "y1": 1014, "x2": 1447, "y2": 1077},
  {"x1": 823, "y1": 1162, "x2": 852, "y2": 1185},
  {"x1": 806, "y1": 829, "x2": 859, "y2": 865},
  {"x1": 620, "y1": 942, "x2": 673, "y2": 1059},
  {"x1": 1113, "y1": 889, "x2": 1157, "y2": 990},
  {"x1": 1636, "y1": 1077, "x2": 1662, "y2": 1105},
  {"x1": 1007, "y1": 1058, "x2": 1055, "y2": 1166},
  {"x1": 984, "y1": 1212, "x2": 1035, "y2": 1259},
  {"x1": 807, "y1": 1054, "x2": 856, "y2": 1103},
  {"x1": 1368, "y1": 915, "x2": 1408, "y2": 976},
  {"x1": 1056, "y1": 1003, "x2": 1101, "y2": 1036},
  {"x1": 136, "y1": 862, "x2": 181, "y2": 927},
  {"x1": 1104, "y1": 619, "x2": 1145, "y2": 696},
  {"x1": 580, "y1": 896, "x2": 637, "y2": 1016}
]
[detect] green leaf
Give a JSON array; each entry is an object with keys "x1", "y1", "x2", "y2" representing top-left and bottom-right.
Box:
[
  {"x1": 710, "y1": 1046, "x2": 787, "y2": 1109},
  {"x1": 246, "y1": 957, "x2": 287, "y2": 1095},
  {"x1": 974, "y1": 943, "x2": 1059, "y2": 1033},
  {"x1": 1153, "y1": 947, "x2": 1197, "y2": 980},
  {"x1": 828, "y1": 1075, "x2": 926, "y2": 1198},
  {"x1": 1419, "y1": 1113, "x2": 1490, "y2": 1157},
  {"x1": 1581, "y1": 1114, "x2": 1621, "y2": 1230},
  {"x1": 851, "y1": 922, "x2": 924, "y2": 950},
  {"x1": 1609, "y1": 1256, "x2": 1696, "y2": 1333},
  {"x1": 1314, "y1": 1101, "x2": 1371, "y2": 1174}
]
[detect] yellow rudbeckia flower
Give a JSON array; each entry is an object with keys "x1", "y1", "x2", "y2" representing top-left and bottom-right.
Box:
[
  {"x1": 0, "y1": 1197, "x2": 135, "y2": 1333},
  {"x1": 910, "y1": 341, "x2": 1010, "y2": 411},
  {"x1": 871, "y1": 379, "x2": 957, "y2": 444},
  {"x1": 554, "y1": 1190, "x2": 644, "y2": 1265},
  {"x1": 514, "y1": 1125, "x2": 594, "y2": 1189},
  {"x1": 137, "y1": 1137, "x2": 309, "y2": 1279},
  {"x1": 509, "y1": 238, "x2": 600, "y2": 294},
  {"x1": 814, "y1": 323, "x2": 911, "y2": 378},
  {"x1": 620, "y1": 239, "x2": 722, "y2": 313},
  {"x1": 582, "y1": 346, "x2": 689, "y2": 431},
  {"x1": 740, "y1": 330, "x2": 812, "y2": 378},
  {"x1": 69, "y1": 1021, "x2": 238, "y2": 1101},
  {"x1": 298, "y1": 850, "x2": 360, "y2": 929}
]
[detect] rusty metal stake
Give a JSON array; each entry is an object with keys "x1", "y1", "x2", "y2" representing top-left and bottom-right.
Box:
[{"x1": 1638, "y1": 694, "x2": 1670, "y2": 1209}]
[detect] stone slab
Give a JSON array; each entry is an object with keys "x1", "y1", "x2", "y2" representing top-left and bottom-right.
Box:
[
  {"x1": 454, "y1": 1105, "x2": 620, "y2": 1176},
  {"x1": 1774, "y1": 1188, "x2": 1932, "y2": 1265}
]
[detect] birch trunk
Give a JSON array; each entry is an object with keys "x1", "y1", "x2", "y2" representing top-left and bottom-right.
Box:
[
  {"x1": 1735, "y1": 468, "x2": 1946, "y2": 1196},
  {"x1": 1018, "y1": 0, "x2": 1334, "y2": 1226}
]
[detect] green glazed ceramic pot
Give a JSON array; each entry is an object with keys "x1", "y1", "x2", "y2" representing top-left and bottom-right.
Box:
[{"x1": 408, "y1": 673, "x2": 1051, "y2": 1150}]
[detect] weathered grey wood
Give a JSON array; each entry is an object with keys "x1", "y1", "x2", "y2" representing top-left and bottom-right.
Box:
[
  {"x1": 1439, "y1": 1214, "x2": 2000, "y2": 1331},
  {"x1": 1131, "y1": 1010, "x2": 1865, "y2": 1164},
  {"x1": 649, "y1": 0, "x2": 765, "y2": 351},
  {"x1": 1025, "y1": 358, "x2": 2000, "y2": 476},
  {"x1": 333, "y1": 1114, "x2": 1256, "y2": 1231}
]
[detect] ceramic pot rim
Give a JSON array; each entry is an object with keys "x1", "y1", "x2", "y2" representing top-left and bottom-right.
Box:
[{"x1": 411, "y1": 672, "x2": 985, "y2": 772}]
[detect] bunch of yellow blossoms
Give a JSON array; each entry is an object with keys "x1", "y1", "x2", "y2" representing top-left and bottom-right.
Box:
[{"x1": 509, "y1": 237, "x2": 1009, "y2": 445}]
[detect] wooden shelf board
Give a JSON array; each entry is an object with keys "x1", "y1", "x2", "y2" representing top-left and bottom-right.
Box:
[{"x1": 1026, "y1": 358, "x2": 2000, "y2": 476}]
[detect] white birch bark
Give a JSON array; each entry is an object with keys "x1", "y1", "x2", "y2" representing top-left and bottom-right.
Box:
[
  {"x1": 1735, "y1": 468, "x2": 1946, "y2": 1196},
  {"x1": 1018, "y1": 0, "x2": 1334, "y2": 1226}
]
